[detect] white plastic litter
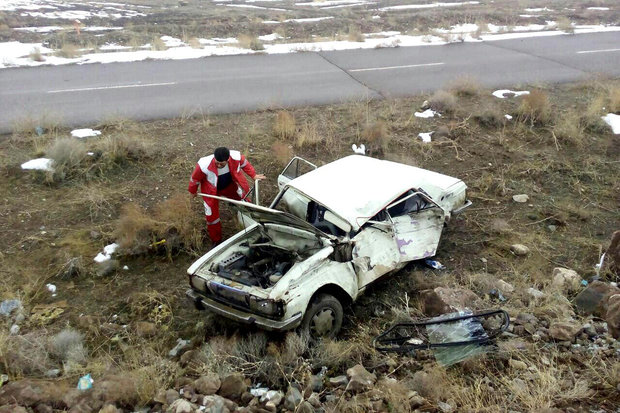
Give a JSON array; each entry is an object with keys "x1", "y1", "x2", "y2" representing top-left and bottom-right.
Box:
[
  {"x1": 418, "y1": 132, "x2": 433, "y2": 143},
  {"x1": 71, "y1": 128, "x2": 101, "y2": 138},
  {"x1": 505, "y1": 114, "x2": 513, "y2": 120},
  {"x1": 123, "y1": 265, "x2": 129, "y2": 270},
  {"x1": 94, "y1": 243, "x2": 119, "y2": 263},
  {"x1": 601, "y1": 113, "x2": 620, "y2": 134},
  {"x1": 351, "y1": 143, "x2": 366, "y2": 154},
  {"x1": 415, "y1": 109, "x2": 441, "y2": 118},
  {"x1": 250, "y1": 388, "x2": 269, "y2": 397},
  {"x1": 21, "y1": 158, "x2": 54, "y2": 172},
  {"x1": 46, "y1": 283, "x2": 56, "y2": 293},
  {"x1": 492, "y1": 89, "x2": 530, "y2": 99}
]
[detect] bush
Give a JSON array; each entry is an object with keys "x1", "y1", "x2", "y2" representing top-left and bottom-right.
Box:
[
  {"x1": 553, "y1": 109, "x2": 584, "y2": 146},
  {"x1": 295, "y1": 121, "x2": 322, "y2": 147},
  {"x1": 273, "y1": 110, "x2": 296, "y2": 140},
  {"x1": 100, "y1": 134, "x2": 152, "y2": 165},
  {"x1": 429, "y1": 90, "x2": 457, "y2": 114},
  {"x1": 609, "y1": 86, "x2": 620, "y2": 113},
  {"x1": 29, "y1": 47, "x2": 45, "y2": 62},
  {"x1": 46, "y1": 137, "x2": 87, "y2": 180},
  {"x1": 50, "y1": 328, "x2": 87, "y2": 369},
  {"x1": 151, "y1": 36, "x2": 167, "y2": 51},
  {"x1": 55, "y1": 43, "x2": 81, "y2": 58},
  {"x1": 517, "y1": 89, "x2": 552, "y2": 125},
  {"x1": 473, "y1": 108, "x2": 504, "y2": 128},
  {"x1": 2, "y1": 331, "x2": 55, "y2": 377},
  {"x1": 449, "y1": 76, "x2": 482, "y2": 97},
  {"x1": 348, "y1": 25, "x2": 364, "y2": 42},
  {"x1": 187, "y1": 37, "x2": 202, "y2": 49},
  {"x1": 238, "y1": 34, "x2": 264, "y2": 51},
  {"x1": 271, "y1": 141, "x2": 293, "y2": 166},
  {"x1": 362, "y1": 120, "x2": 390, "y2": 153},
  {"x1": 556, "y1": 17, "x2": 574, "y2": 34}
]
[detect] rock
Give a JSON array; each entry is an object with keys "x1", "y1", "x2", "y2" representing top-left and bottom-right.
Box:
[
  {"x1": 346, "y1": 364, "x2": 376, "y2": 392},
  {"x1": 96, "y1": 260, "x2": 119, "y2": 277},
  {"x1": 307, "y1": 374, "x2": 323, "y2": 393},
  {"x1": 511, "y1": 378, "x2": 528, "y2": 394},
  {"x1": 606, "y1": 294, "x2": 620, "y2": 339},
  {"x1": 421, "y1": 100, "x2": 430, "y2": 110},
  {"x1": 0, "y1": 299, "x2": 21, "y2": 317},
  {"x1": 99, "y1": 405, "x2": 122, "y2": 413},
  {"x1": 202, "y1": 394, "x2": 234, "y2": 412},
  {"x1": 510, "y1": 244, "x2": 530, "y2": 256},
  {"x1": 167, "y1": 399, "x2": 192, "y2": 413},
  {"x1": 283, "y1": 386, "x2": 302, "y2": 410},
  {"x1": 194, "y1": 373, "x2": 221, "y2": 395},
  {"x1": 549, "y1": 322, "x2": 579, "y2": 341},
  {"x1": 168, "y1": 338, "x2": 190, "y2": 358},
  {"x1": 260, "y1": 390, "x2": 284, "y2": 406},
  {"x1": 34, "y1": 404, "x2": 53, "y2": 413},
  {"x1": 509, "y1": 359, "x2": 527, "y2": 370},
  {"x1": 581, "y1": 323, "x2": 597, "y2": 337},
  {"x1": 438, "y1": 401, "x2": 454, "y2": 413},
  {"x1": 527, "y1": 288, "x2": 544, "y2": 299},
  {"x1": 218, "y1": 373, "x2": 246, "y2": 401},
  {"x1": 514, "y1": 313, "x2": 538, "y2": 325},
  {"x1": 408, "y1": 391, "x2": 426, "y2": 409},
  {"x1": 328, "y1": 375, "x2": 348, "y2": 388},
  {"x1": 90, "y1": 230, "x2": 102, "y2": 240},
  {"x1": 551, "y1": 268, "x2": 581, "y2": 293},
  {"x1": 134, "y1": 321, "x2": 157, "y2": 337},
  {"x1": 307, "y1": 393, "x2": 321, "y2": 408},
  {"x1": 512, "y1": 194, "x2": 529, "y2": 203},
  {"x1": 297, "y1": 401, "x2": 314, "y2": 413},
  {"x1": 0, "y1": 406, "x2": 28, "y2": 413},
  {"x1": 420, "y1": 287, "x2": 481, "y2": 316},
  {"x1": 165, "y1": 389, "x2": 179, "y2": 406},
  {"x1": 494, "y1": 279, "x2": 514, "y2": 294},
  {"x1": 575, "y1": 281, "x2": 620, "y2": 317},
  {"x1": 608, "y1": 230, "x2": 620, "y2": 274},
  {"x1": 0, "y1": 379, "x2": 68, "y2": 407}
]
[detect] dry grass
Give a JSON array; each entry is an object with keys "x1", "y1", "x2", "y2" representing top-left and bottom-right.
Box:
[
  {"x1": 556, "y1": 17, "x2": 574, "y2": 34},
  {"x1": 55, "y1": 43, "x2": 81, "y2": 58},
  {"x1": 361, "y1": 120, "x2": 390, "y2": 153},
  {"x1": 150, "y1": 36, "x2": 168, "y2": 51},
  {"x1": 46, "y1": 137, "x2": 87, "y2": 180},
  {"x1": 271, "y1": 141, "x2": 293, "y2": 166},
  {"x1": 449, "y1": 76, "x2": 482, "y2": 97},
  {"x1": 295, "y1": 120, "x2": 323, "y2": 147},
  {"x1": 99, "y1": 134, "x2": 152, "y2": 165},
  {"x1": 237, "y1": 34, "x2": 264, "y2": 51},
  {"x1": 187, "y1": 37, "x2": 202, "y2": 49},
  {"x1": 608, "y1": 86, "x2": 620, "y2": 113},
  {"x1": 429, "y1": 90, "x2": 457, "y2": 114},
  {"x1": 517, "y1": 89, "x2": 552, "y2": 125},
  {"x1": 29, "y1": 47, "x2": 45, "y2": 62},
  {"x1": 553, "y1": 109, "x2": 584, "y2": 146},
  {"x1": 273, "y1": 110, "x2": 296, "y2": 140},
  {"x1": 50, "y1": 328, "x2": 87, "y2": 371},
  {"x1": 129, "y1": 290, "x2": 174, "y2": 326},
  {"x1": 348, "y1": 25, "x2": 364, "y2": 42},
  {"x1": 1, "y1": 330, "x2": 55, "y2": 378}
]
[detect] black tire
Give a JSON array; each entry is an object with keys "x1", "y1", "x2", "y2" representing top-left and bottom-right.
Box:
[{"x1": 300, "y1": 293, "x2": 343, "y2": 340}]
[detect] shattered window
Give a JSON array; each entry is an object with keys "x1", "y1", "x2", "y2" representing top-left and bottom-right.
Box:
[
  {"x1": 282, "y1": 157, "x2": 316, "y2": 180},
  {"x1": 388, "y1": 189, "x2": 434, "y2": 217}
]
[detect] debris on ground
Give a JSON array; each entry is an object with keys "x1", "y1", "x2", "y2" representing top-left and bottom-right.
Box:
[
  {"x1": 492, "y1": 89, "x2": 530, "y2": 98},
  {"x1": 20, "y1": 158, "x2": 54, "y2": 172},
  {"x1": 77, "y1": 374, "x2": 94, "y2": 390},
  {"x1": 424, "y1": 258, "x2": 446, "y2": 270},
  {"x1": 71, "y1": 128, "x2": 101, "y2": 138},
  {"x1": 94, "y1": 243, "x2": 119, "y2": 263},
  {"x1": 351, "y1": 143, "x2": 366, "y2": 154},
  {"x1": 0, "y1": 299, "x2": 21, "y2": 317}
]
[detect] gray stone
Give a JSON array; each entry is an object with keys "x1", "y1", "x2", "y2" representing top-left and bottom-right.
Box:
[
  {"x1": 551, "y1": 268, "x2": 581, "y2": 293},
  {"x1": 44, "y1": 369, "x2": 61, "y2": 378},
  {"x1": 438, "y1": 401, "x2": 454, "y2": 413},
  {"x1": 527, "y1": 288, "x2": 544, "y2": 299},
  {"x1": 167, "y1": 399, "x2": 192, "y2": 413},
  {"x1": 307, "y1": 374, "x2": 323, "y2": 393},
  {"x1": 165, "y1": 389, "x2": 179, "y2": 405},
  {"x1": 307, "y1": 392, "x2": 321, "y2": 408},
  {"x1": 510, "y1": 244, "x2": 530, "y2": 256},
  {"x1": 0, "y1": 299, "x2": 21, "y2": 317},
  {"x1": 260, "y1": 390, "x2": 284, "y2": 406},
  {"x1": 283, "y1": 386, "x2": 303, "y2": 410},
  {"x1": 509, "y1": 359, "x2": 527, "y2": 370},
  {"x1": 606, "y1": 294, "x2": 620, "y2": 339},
  {"x1": 346, "y1": 364, "x2": 376, "y2": 393},
  {"x1": 194, "y1": 373, "x2": 221, "y2": 395},
  {"x1": 512, "y1": 194, "x2": 529, "y2": 203},
  {"x1": 297, "y1": 401, "x2": 314, "y2": 413},
  {"x1": 575, "y1": 281, "x2": 620, "y2": 317},
  {"x1": 328, "y1": 375, "x2": 348, "y2": 388},
  {"x1": 515, "y1": 313, "x2": 538, "y2": 325},
  {"x1": 201, "y1": 395, "x2": 231, "y2": 413}
]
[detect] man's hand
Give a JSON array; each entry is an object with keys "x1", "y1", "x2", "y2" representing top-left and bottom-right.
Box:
[{"x1": 254, "y1": 174, "x2": 266, "y2": 181}]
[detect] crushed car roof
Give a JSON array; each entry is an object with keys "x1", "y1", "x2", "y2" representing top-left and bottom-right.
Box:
[{"x1": 286, "y1": 155, "x2": 463, "y2": 230}]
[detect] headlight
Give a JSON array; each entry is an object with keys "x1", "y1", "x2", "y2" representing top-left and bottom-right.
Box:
[{"x1": 249, "y1": 296, "x2": 284, "y2": 317}]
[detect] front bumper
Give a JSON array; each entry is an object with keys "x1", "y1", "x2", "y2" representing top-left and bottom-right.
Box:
[{"x1": 186, "y1": 288, "x2": 302, "y2": 332}]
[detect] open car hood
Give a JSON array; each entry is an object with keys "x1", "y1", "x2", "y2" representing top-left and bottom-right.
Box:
[{"x1": 198, "y1": 193, "x2": 335, "y2": 241}]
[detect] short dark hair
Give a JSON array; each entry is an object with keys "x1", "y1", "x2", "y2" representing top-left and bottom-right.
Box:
[{"x1": 214, "y1": 147, "x2": 230, "y2": 162}]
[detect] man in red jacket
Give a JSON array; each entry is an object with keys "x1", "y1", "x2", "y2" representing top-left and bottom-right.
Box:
[{"x1": 188, "y1": 147, "x2": 265, "y2": 244}]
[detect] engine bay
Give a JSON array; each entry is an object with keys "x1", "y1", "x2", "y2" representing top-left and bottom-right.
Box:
[{"x1": 211, "y1": 236, "x2": 305, "y2": 288}]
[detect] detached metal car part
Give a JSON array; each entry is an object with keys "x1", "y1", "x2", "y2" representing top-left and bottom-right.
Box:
[{"x1": 186, "y1": 155, "x2": 472, "y2": 338}]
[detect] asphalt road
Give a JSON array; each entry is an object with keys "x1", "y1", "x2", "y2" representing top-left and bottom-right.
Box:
[{"x1": 1, "y1": 31, "x2": 619, "y2": 133}]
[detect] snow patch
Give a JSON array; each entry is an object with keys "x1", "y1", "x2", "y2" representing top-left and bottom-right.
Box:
[
  {"x1": 160, "y1": 36, "x2": 184, "y2": 47},
  {"x1": 602, "y1": 113, "x2": 620, "y2": 134},
  {"x1": 71, "y1": 128, "x2": 101, "y2": 138},
  {"x1": 380, "y1": 1, "x2": 479, "y2": 11},
  {"x1": 415, "y1": 109, "x2": 441, "y2": 118},
  {"x1": 21, "y1": 158, "x2": 54, "y2": 172},
  {"x1": 525, "y1": 7, "x2": 553, "y2": 12},
  {"x1": 258, "y1": 33, "x2": 283, "y2": 41},
  {"x1": 94, "y1": 243, "x2": 119, "y2": 263},
  {"x1": 492, "y1": 89, "x2": 530, "y2": 99},
  {"x1": 418, "y1": 132, "x2": 433, "y2": 143},
  {"x1": 587, "y1": 7, "x2": 609, "y2": 11}
]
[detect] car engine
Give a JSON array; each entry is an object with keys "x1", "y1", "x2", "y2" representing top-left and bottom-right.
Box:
[{"x1": 213, "y1": 239, "x2": 299, "y2": 288}]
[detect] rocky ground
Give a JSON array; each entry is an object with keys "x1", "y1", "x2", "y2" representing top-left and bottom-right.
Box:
[{"x1": 1, "y1": 79, "x2": 619, "y2": 412}]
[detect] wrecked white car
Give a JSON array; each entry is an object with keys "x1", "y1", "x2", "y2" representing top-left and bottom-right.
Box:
[{"x1": 186, "y1": 155, "x2": 471, "y2": 338}]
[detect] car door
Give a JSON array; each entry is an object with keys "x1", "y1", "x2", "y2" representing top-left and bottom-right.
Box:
[
  {"x1": 277, "y1": 157, "x2": 317, "y2": 190},
  {"x1": 387, "y1": 189, "x2": 446, "y2": 262}
]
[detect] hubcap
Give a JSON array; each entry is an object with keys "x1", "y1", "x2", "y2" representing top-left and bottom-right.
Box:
[{"x1": 311, "y1": 308, "x2": 335, "y2": 337}]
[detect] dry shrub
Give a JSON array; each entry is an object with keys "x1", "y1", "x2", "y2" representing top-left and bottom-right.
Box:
[
  {"x1": 237, "y1": 34, "x2": 264, "y2": 50},
  {"x1": 273, "y1": 110, "x2": 296, "y2": 139},
  {"x1": 121, "y1": 347, "x2": 181, "y2": 406},
  {"x1": 295, "y1": 121, "x2": 322, "y2": 147},
  {"x1": 187, "y1": 37, "x2": 202, "y2": 49},
  {"x1": 309, "y1": 339, "x2": 357, "y2": 372},
  {"x1": 473, "y1": 107, "x2": 504, "y2": 128},
  {"x1": 556, "y1": 17, "x2": 574, "y2": 33},
  {"x1": 348, "y1": 25, "x2": 364, "y2": 42},
  {"x1": 100, "y1": 134, "x2": 152, "y2": 165},
  {"x1": 114, "y1": 194, "x2": 203, "y2": 254},
  {"x1": 128, "y1": 290, "x2": 173, "y2": 326},
  {"x1": 554, "y1": 109, "x2": 584, "y2": 145},
  {"x1": 2, "y1": 331, "x2": 55, "y2": 377},
  {"x1": 50, "y1": 328, "x2": 87, "y2": 370},
  {"x1": 429, "y1": 90, "x2": 457, "y2": 114},
  {"x1": 271, "y1": 141, "x2": 293, "y2": 166},
  {"x1": 46, "y1": 137, "x2": 87, "y2": 180},
  {"x1": 150, "y1": 36, "x2": 167, "y2": 51},
  {"x1": 517, "y1": 89, "x2": 552, "y2": 125},
  {"x1": 55, "y1": 43, "x2": 81, "y2": 58},
  {"x1": 29, "y1": 47, "x2": 45, "y2": 62},
  {"x1": 449, "y1": 76, "x2": 482, "y2": 97},
  {"x1": 361, "y1": 120, "x2": 390, "y2": 152}
]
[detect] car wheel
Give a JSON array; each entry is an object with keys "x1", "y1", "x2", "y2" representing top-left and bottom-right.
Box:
[{"x1": 301, "y1": 293, "x2": 343, "y2": 340}]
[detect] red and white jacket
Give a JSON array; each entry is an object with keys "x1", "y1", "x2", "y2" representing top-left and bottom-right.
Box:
[{"x1": 188, "y1": 150, "x2": 256, "y2": 210}]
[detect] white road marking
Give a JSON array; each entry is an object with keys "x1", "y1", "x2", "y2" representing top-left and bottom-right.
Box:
[
  {"x1": 47, "y1": 81, "x2": 177, "y2": 93},
  {"x1": 349, "y1": 62, "x2": 444, "y2": 72},
  {"x1": 576, "y1": 48, "x2": 620, "y2": 54}
]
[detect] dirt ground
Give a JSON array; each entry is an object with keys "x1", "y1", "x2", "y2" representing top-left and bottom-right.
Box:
[{"x1": 1, "y1": 77, "x2": 619, "y2": 411}]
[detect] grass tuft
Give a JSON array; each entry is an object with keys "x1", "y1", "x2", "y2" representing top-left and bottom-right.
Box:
[
  {"x1": 429, "y1": 90, "x2": 457, "y2": 114},
  {"x1": 150, "y1": 36, "x2": 168, "y2": 51},
  {"x1": 237, "y1": 34, "x2": 264, "y2": 51},
  {"x1": 29, "y1": 47, "x2": 45, "y2": 62},
  {"x1": 449, "y1": 76, "x2": 482, "y2": 97},
  {"x1": 517, "y1": 89, "x2": 552, "y2": 125},
  {"x1": 273, "y1": 110, "x2": 296, "y2": 140}
]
